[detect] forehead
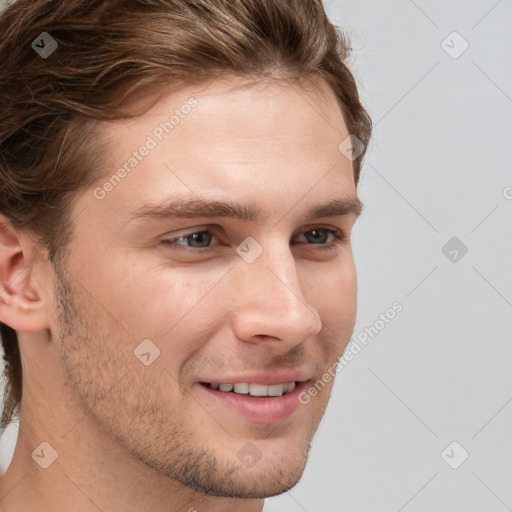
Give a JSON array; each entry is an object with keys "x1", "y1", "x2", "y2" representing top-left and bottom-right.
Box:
[
  {"x1": 86, "y1": 75, "x2": 356, "y2": 225},
  {"x1": 100, "y1": 74, "x2": 350, "y2": 160}
]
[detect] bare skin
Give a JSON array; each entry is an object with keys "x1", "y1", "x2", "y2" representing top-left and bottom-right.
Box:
[{"x1": 0, "y1": 75, "x2": 360, "y2": 511}]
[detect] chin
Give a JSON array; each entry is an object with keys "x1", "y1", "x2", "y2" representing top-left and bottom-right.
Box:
[
  {"x1": 142, "y1": 437, "x2": 312, "y2": 500},
  {"x1": 182, "y1": 455, "x2": 309, "y2": 499},
  {"x1": 244, "y1": 468, "x2": 306, "y2": 499}
]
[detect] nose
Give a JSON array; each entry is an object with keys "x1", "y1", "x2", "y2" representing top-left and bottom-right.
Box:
[{"x1": 230, "y1": 241, "x2": 323, "y2": 348}]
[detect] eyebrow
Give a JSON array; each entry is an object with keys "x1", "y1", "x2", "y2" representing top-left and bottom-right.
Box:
[{"x1": 124, "y1": 195, "x2": 363, "y2": 226}]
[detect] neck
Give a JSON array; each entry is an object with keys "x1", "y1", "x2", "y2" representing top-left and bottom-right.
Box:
[{"x1": 0, "y1": 406, "x2": 264, "y2": 512}]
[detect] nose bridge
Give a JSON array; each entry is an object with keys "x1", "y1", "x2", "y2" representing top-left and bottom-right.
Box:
[{"x1": 231, "y1": 240, "x2": 322, "y2": 343}]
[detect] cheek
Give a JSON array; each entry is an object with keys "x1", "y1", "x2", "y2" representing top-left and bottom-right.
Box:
[
  {"x1": 304, "y1": 257, "x2": 357, "y2": 362},
  {"x1": 304, "y1": 256, "x2": 357, "y2": 320},
  {"x1": 97, "y1": 260, "x2": 230, "y2": 373},
  {"x1": 79, "y1": 253, "x2": 220, "y2": 334}
]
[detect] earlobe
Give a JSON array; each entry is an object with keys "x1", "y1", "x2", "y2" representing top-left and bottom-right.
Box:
[{"x1": 0, "y1": 214, "x2": 50, "y2": 333}]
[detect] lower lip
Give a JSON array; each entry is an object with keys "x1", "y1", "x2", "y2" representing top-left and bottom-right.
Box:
[{"x1": 195, "y1": 381, "x2": 309, "y2": 424}]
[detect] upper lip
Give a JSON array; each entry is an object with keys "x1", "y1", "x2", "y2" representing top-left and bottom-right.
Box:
[{"x1": 198, "y1": 369, "x2": 312, "y2": 386}]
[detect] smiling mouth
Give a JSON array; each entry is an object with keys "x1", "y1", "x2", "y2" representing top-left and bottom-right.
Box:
[
  {"x1": 197, "y1": 379, "x2": 311, "y2": 423},
  {"x1": 200, "y1": 381, "x2": 300, "y2": 397}
]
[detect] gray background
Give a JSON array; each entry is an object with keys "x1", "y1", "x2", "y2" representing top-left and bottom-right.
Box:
[{"x1": 1, "y1": 1, "x2": 511, "y2": 511}]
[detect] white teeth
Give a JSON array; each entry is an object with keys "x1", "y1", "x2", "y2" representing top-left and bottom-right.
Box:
[
  {"x1": 233, "y1": 383, "x2": 249, "y2": 394},
  {"x1": 211, "y1": 381, "x2": 296, "y2": 396},
  {"x1": 249, "y1": 383, "x2": 268, "y2": 397},
  {"x1": 267, "y1": 384, "x2": 284, "y2": 396}
]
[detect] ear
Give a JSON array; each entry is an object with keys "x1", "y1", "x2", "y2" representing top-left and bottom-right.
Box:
[{"x1": 0, "y1": 214, "x2": 50, "y2": 332}]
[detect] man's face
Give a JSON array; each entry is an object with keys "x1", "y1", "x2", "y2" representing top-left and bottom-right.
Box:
[{"x1": 49, "y1": 76, "x2": 359, "y2": 498}]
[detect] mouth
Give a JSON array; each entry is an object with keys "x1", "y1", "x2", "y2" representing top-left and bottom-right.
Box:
[
  {"x1": 201, "y1": 381, "x2": 297, "y2": 397},
  {"x1": 196, "y1": 379, "x2": 311, "y2": 424}
]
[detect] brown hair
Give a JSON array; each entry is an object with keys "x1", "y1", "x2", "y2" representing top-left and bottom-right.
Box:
[{"x1": 0, "y1": 0, "x2": 372, "y2": 430}]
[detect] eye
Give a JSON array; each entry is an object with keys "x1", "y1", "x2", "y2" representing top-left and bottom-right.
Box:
[
  {"x1": 165, "y1": 230, "x2": 214, "y2": 249},
  {"x1": 293, "y1": 228, "x2": 346, "y2": 252},
  {"x1": 160, "y1": 226, "x2": 346, "y2": 253}
]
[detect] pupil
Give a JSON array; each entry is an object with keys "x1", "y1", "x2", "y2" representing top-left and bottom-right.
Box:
[
  {"x1": 190, "y1": 231, "x2": 211, "y2": 247},
  {"x1": 308, "y1": 229, "x2": 327, "y2": 243}
]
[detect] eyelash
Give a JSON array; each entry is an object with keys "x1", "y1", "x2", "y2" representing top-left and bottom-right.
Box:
[{"x1": 161, "y1": 227, "x2": 346, "y2": 254}]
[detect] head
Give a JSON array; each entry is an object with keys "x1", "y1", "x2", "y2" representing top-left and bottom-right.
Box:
[{"x1": 0, "y1": 0, "x2": 371, "y2": 500}]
